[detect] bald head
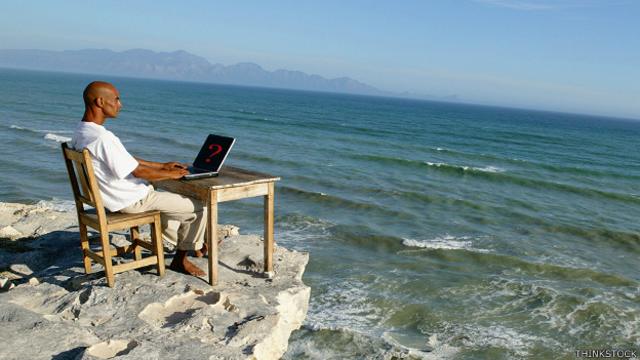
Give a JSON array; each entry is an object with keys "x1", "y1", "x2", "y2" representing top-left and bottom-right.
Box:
[
  {"x1": 82, "y1": 81, "x2": 122, "y2": 124},
  {"x1": 83, "y1": 81, "x2": 116, "y2": 106}
]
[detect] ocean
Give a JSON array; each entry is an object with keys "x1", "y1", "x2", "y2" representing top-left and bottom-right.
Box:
[{"x1": 1, "y1": 68, "x2": 639, "y2": 359}]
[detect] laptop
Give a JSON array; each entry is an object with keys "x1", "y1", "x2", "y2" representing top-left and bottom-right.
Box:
[{"x1": 183, "y1": 134, "x2": 235, "y2": 180}]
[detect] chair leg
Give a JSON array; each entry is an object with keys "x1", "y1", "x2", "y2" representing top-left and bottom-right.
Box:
[
  {"x1": 79, "y1": 223, "x2": 92, "y2": 274},
  {"x1": 151, "y1": 215, "x2": 165, "y2": 277},
  {"x1": 130, "y1": 226, "x2": 142, "y2": 261},
  {"x1": 100, "y1": 232, "x2": 115, "y2": 287}
]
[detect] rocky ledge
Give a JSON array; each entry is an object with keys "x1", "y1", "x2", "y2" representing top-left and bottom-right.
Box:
[{"x1": 0, "y1": 202, "x2": 310, "y2": 360}]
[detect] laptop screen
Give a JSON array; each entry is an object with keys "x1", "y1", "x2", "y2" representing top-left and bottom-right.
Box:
[{"x1": 192, "y1": 134, "x2": 235, "y2": 172}]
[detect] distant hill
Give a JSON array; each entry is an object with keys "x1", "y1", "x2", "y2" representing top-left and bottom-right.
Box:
[{"x1": 0, "y1": 48, "x2": 388, "y2": 96}]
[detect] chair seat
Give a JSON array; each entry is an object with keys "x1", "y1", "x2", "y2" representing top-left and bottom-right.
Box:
[{"x1": 80, "y1": 209, "x2": 161, "y2": 231}]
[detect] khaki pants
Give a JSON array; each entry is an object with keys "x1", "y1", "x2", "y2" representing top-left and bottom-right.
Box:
[{"x1": 120, "y1": 186, "x2": 207, "y2": 251}]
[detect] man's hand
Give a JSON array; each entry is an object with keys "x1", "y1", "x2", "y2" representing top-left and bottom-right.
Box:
[
  {"x1": 162, "y1": 162, "x2": 188, "y2": 171},
  {"x1": 167, "y1": 167, "x2": 189, "y2": 179}
]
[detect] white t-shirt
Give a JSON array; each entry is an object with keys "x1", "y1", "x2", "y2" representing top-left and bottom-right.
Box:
[{"x1": 71, "y1": 121, "x2": 149, "y2": 212}]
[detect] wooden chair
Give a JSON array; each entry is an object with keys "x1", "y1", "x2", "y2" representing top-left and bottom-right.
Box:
[{"x1": 61, "y1": 143, "x2": 165, "y2": 287}]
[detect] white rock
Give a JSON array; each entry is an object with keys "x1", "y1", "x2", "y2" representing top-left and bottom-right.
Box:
[{"x1": 0, "y1": 225, "x2": 22, "y2": 240}]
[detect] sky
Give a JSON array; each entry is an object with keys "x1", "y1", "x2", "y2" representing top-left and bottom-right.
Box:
[{"x1": 0, "y1": 0, "x2": 639, "y2": 119}]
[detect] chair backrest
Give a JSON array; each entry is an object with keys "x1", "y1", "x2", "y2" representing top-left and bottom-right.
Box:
[{"x1": 61, "y1": 142, "x2": 108, "y2": 223}]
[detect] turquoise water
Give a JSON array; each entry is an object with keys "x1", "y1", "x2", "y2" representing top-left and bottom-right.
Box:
[{"x1": 1, "y1": 68, "x2": 639, "y2": 358}]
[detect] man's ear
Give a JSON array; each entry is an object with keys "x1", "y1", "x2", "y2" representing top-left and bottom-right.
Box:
[{"x1": 95, "y1": 97, "x2": 104, "y2": 108}]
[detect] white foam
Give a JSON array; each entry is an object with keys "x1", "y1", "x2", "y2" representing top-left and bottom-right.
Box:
[
  {"x1": 476, "y1": 165, "x2": 504, "y2": 173},
  {"x1": 423, "y1": 161, "x2": 504, "y2": 173},
  {"x1": 11, "y1": 124, "x2": 72, "y2": 134},
  {"x1": 35, "y1": 199, "x2": 76, "y2": 212},
  {"x1": 382, "y1": 332, "x2": 459, "y2": 359},
  {"x1": 306, "y1": 279, "x2": 389, "y2": 335},
  {"x1": 44, "y1": 133, "x2": 72, "y2": 143},
  {"x1": 402, "y1": 235, "x2": 489, "y2": 253},
  {"x1": 276, "y1": 215, "x2": 332, "y2": 245},
  {"x1": 459, "y1": 324, "x2": 560, "y2": 357}
]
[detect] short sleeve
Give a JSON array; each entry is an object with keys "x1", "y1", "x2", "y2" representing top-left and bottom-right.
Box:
[{"x1": 92, "y1": 133, "x2": 139, "y2": 179}]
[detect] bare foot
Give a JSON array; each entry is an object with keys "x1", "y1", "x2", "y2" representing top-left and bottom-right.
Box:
[
  {"x1": 169, "y1": 250, "x2": 206, "y2": 277},
  {"x1": 193, "y1": 238, "x2": 223, "y2": 258},
  {"x1": 194, "y1": 242, "x2": 207, "y2": 258}
]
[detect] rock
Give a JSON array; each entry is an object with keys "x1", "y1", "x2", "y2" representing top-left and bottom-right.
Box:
[
  {"x1": 0, "y1": 276, "x2": 15, "y2": 292},
  {"x1": 85, "y1": 339, "x2": 139, "y2": 359},
  {"x1": 0, "y1": 225, "x2": 22, "y2": 240},
  {"x1": 0, "y1": 202, "x2": 77, "y2": 239},
  {"x1": 0, "y1": 202, "x2": 310, "y2": 360},
  {"x1": 10, "y1": 264, "x2": 33, "y2": 276},
  {"x1": 110, "y1": 233, "x2": 130, "y2": 248},
  {"x1": 220, "y1": 224, "x2": 240, "y2": 238}
]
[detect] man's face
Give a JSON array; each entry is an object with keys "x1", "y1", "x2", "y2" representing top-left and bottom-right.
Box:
[{"x1": 102, "y1": 87, "x2": 122, "y2": 118}]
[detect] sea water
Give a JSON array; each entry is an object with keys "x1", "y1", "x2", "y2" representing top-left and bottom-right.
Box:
[{"x1": 1, "y1": 68, "x2": 639, "y2": 359}]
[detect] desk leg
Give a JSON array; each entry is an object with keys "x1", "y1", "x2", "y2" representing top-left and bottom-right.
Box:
[
  {"x1": 264, "y1": 182, "x2": 274, "y2": 276},
  {"x1": 208, "y1": 190, "x2": 218, "y2": 286}
]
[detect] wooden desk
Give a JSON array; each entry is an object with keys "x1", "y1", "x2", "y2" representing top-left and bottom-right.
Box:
[{"x1": 154, "y1": 166, "x2": 280, "y2": 285}]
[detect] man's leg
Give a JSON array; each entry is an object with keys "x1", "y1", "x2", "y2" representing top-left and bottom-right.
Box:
[{"x1": 121, "y1": 188, "x2": 208, "y2": 276}]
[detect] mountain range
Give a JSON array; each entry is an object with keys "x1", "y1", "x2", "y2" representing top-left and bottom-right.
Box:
[{"x1": 0, "y1": 48, "x2": 390, "y2": 96}]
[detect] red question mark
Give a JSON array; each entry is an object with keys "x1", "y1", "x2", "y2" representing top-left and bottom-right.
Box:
[{"x1": 205, "y1": 144, "x2": 223, "y2": 163}]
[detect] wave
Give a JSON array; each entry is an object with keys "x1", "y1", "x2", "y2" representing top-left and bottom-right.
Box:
[
  {"x1": 352, "y1": 154, "x2": 505, "y2": 174},
  {"x1": 457, "y1": 324, "x2": 560, "y2": 358},
  {"x1": 43, "y1": 133, "x2": 71, "y2": 143},
  {"x1": 368, "y1": 146, "x2": 640, "y2": 182},
  {"x1": 441, "y1": 277, "x2": 640, "y2": 356},
  {"x1": 354, "y1": 154, "x2": 640, "y2": 204},
  {"x1": 327, "y1": 224, "x2": 412, "y2": 253},
  {"x1": 10, "y1": 124, "x2": 73, "y2": 134},
  {"x1": 416, "y1": 249, "x2": 637, "y2": 287},
  {"x1": 275, "y1": 213, "x2": 333, "y2": 245},
  {"x1": 542, "y1": 224, "x2": 640, "y2": 253},
  {"x1": 424, "y1": 161, "x2": 505, "y2": 173},
  {"x1": 285, "y1": 173, "x2": 489, "y2": 212},
  {"x1": 402, "y1": 235, "x2": 490, "y2": 253},
  {"x1": 284, "y1": 326, "x2": 446, "y2": 360}
]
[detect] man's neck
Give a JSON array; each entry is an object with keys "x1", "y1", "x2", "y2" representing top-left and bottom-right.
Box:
[{"x1": 82, "y1": 111, "x2": 106, "y2": 125}]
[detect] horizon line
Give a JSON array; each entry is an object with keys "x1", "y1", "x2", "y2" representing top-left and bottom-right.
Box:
[{"x1": 1, "y1": 65, "x2": 638, "y2": 123}]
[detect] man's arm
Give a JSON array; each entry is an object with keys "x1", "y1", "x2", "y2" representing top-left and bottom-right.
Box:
[
  {"x1": 134, "y1": 157, "x2": 187, "y2": 171},
  {"x1": 131, "y1": 162, "x2": 189, "y2": 181},
  {"x1": 131, "y1": 157, "x2": 188, "y2": 181}
]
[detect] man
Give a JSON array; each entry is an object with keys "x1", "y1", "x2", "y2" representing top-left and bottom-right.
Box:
[{"x1": 71, "y1": 81, "x2": 207, "y2": 277}]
